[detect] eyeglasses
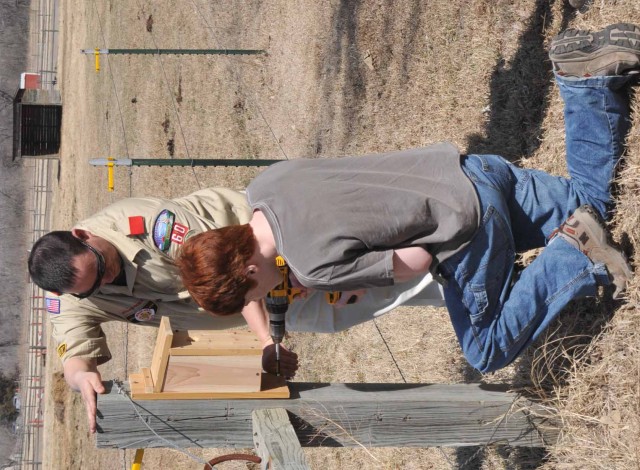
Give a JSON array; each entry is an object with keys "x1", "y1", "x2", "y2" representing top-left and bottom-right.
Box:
[{"x1": 72, "y1": 240, "x2": 106, "y2": 299}]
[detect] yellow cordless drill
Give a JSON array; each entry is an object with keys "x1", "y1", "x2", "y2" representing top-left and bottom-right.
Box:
[
  {"x1": 265, "y1": 257, "x2": 353, "y2": 375},
  {"x1": 265, "y1": 256, "x2": 302, "y2": 376}
]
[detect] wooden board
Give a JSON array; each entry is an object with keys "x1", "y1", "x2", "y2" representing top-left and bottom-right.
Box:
[
  {"x1": 149, "y1": 316, "x2": 173, "y2": 393},
  {"x1": 141, "y1": 367, "x2": 154, "y2": 393},
  {"x1": 128, "y1": 372, "x2": 289, "y2": 400},
  {"x1": 163, "y1": 355, "x2": 262, "y2": 393},
  {"x1": 170, "y1": 329, "x2": 262, "y2": 356},
  {"x1": 99, "y1": 382, "x2": 557, "y2": 448},
  {"x1": 253, "y1": 408, "x2": 309, "y2": 469}
]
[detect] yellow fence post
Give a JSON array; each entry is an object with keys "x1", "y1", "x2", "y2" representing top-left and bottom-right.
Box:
[
  {"x1": 131, "y1": 448, "x2": 144, "y2": 470},
  {"x1": 107, "y1": 157, "x2": 114, "y2": 192}
]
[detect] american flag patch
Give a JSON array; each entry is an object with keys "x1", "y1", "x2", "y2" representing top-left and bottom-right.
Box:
[{"x1": 45, "y1": 297, "x2": 61, "y2": 314}]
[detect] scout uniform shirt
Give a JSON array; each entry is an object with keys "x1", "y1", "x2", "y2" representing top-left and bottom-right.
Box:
[{"x1": 47, "y1": 188, "x2": 252, "y2": 365}]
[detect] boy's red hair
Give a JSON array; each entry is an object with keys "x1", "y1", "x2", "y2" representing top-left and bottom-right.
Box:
[{"x1": 176, "y1": 224, "x2": 257, "y2": 315}]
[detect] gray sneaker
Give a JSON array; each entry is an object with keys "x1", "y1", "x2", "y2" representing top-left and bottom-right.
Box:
[
  {"x1": 549, "y1": 23, "x2": 640, "y2": 77},
  {"x1": 552, "y1": 205, "x2": 633, "y2": 299}
]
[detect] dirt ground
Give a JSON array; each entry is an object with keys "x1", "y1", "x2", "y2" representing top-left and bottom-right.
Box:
[{"x1": 42, "y1": 0, "x2": 640, "y2": 469}]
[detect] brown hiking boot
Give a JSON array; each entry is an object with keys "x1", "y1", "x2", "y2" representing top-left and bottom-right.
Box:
[
  {"x1": 549, "y1": 23, "x2": 640, "y2": 77},
  {"x1": 552, "y1": 206, "x2": 633, "y2": 299}
]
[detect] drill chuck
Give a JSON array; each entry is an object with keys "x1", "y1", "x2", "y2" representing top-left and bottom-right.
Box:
[
  {"x1": 266, "y1": 295, "x2": 288, "y2": 377},
  {"x1": 265, "y1": 297, "x2": 287, "y2": 344}
]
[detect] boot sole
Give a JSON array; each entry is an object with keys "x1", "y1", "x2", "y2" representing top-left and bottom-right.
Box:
[{"x1": 550, "y1": 23, "x2": 640, "y2": 62}]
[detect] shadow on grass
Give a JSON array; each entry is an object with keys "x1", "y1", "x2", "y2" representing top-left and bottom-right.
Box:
[
  {"x1": 457, "y1": 1, "x2": 590, "y2": 468},
  {"x1": 464, "y1": 0, "x2": 571, "y2": 161},
  {"x1": 312, "y1": 0, "x2": 427, "y2": 154}
]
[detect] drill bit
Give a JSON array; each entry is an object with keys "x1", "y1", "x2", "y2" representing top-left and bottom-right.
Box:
[{"x1": 275, "y1": 343, "x2": 281, "y2": 376}]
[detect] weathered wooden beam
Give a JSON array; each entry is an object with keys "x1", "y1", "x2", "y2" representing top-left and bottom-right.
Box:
[
  {"x1": 252, "y1": 409, "x2": 310, "y2": 470},
  {"x1": 96, "y1": 381, "x2": 558, "y2": 449}
]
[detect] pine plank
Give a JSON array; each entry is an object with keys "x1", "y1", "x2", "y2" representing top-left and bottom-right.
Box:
[
  {"x1": 149, "y1": 316, "x2": 173, "y2": 392},
  {"x1": 128, "y1": 372, "x2": 289, "y2": 400},
  {"x1": 163, "y1": 355, "x2": 262, "y2": 393}
]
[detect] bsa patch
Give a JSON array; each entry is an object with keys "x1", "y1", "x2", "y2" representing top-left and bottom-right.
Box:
[
  {"x1": 126, "y1": 301, "x2": 158, "y2": 324},
  {"x1": 57, "y1": 343, "x2": 67, "y2": 358},
  {"x1": 45, "y1": 297, "x2": 61, "y2": 314},
  {"x1": 134, "y1": 307, "x2": 156, "y2": 322},
  {"x1": 170, "y1": 222, "x2": 190, "y2": 245},
  {"x1": 153, "y1": 209, "x2": 175, "y2": 252}
]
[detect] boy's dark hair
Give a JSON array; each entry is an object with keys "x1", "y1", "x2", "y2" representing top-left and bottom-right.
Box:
[{"x1": 28, "y1": 231, "x2": 86, "y2": 293}]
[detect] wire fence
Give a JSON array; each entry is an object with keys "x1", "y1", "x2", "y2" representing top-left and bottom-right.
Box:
[
  {"x1": 10, "y1": 1, "x2": 445, "y2": 468},
  {"x1": 10, "y1": 0, "x2": 59, "y2": 468},
  {"x1": 12, "y1": 158, "x2": 54, "y2": 470},
  {"x1": 28, "y1": 0, "x2": 59, "y2": 90}
]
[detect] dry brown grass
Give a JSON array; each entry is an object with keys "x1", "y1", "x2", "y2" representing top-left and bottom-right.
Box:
[
  {"x1": 532, "y1": 85, "x2": 640, "y2": 470},
  {"x1": 43, "y1": 0, "x2": 640, "y2": 469}
]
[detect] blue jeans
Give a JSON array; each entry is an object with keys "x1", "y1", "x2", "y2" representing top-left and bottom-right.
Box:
[{"x1": 439, "y1": 74, "x2": 635, "y2": 373}]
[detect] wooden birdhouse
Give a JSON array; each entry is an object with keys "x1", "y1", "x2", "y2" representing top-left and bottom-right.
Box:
[{"x1": 129, "y1": 317, "x2": 289, "y2": 399}]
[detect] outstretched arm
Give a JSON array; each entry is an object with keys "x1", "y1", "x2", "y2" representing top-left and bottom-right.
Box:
[{"x1": 63, "y1": 356, "x2": 105, "y2": 434}]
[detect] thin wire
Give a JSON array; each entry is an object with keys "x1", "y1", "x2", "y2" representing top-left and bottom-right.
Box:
[
  {"x1": 372, "y1": 319, "x2": 407, "y2": 383},
  {"x1": 372, "y1": 318, "x2": 489, "y2": 470},
  {"x1": 90, "y1": 0, "x2": 131, "y2": 160},
  {"x1": 252, "y1": 95, "x2": 290, "y2": 160},
  {"x1": 188, "y1": 0, "x2": 289, "y2": 160},
  {"x1": 92, "y1": 7, "x2": 131, "y2": 436},
  {"x1": 131, "y1": 0, "x2": 202, "y2": 189},
  {"x1": 112, "y1": 381, "x2": 215, "y2": 468},
  {"x1": 123, "y1": 323, "x2": 129, "y2": 468},
  {"x1": 373, "y1": 319, "x2": 460, "y2": 467}
]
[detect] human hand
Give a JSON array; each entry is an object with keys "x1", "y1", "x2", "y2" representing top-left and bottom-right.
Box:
[
  {"x1": 76, "y1": 370, "x2": 106, "y2": 433},
  {"x1": 334, "y1": 289, "x2": 367, "y2": 308},
  {"x1": 262, "y1": 343, "x2": 298, "y2": 379}
]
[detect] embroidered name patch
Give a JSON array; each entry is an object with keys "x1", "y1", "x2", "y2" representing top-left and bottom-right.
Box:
[
  {"x1": 126, "y1": 301, "x2": 158, "y2": 323},
  {"x1": 134, "y1": 307, "x2": 155, "y2": 322},
  {"x1": 153, "y1": 209, "x2": 175, "y2": 252},
  {"x1": 45, "y1": 297, "x2": 61, "y2": 314}
]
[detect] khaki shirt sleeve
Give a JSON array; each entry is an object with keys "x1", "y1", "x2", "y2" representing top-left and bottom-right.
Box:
[
  {"x1": 172, "y1": 188, "x2": 252, "y2": 226},
  {"x1": 49, "y1": 294, "x2": 115, "y2": 365}
]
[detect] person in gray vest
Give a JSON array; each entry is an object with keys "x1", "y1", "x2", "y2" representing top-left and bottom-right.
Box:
[{"x1": 177, "y1": 23, "x2": 637, "y2": 374}]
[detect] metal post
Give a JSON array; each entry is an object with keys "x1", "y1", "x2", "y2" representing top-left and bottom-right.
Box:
[
  {"x1": 90, "y1": 157, "x2": 283, "y2": 192},
  {"x1": 90, "y1": 157, "x2": 282, "y2": 167},
  {"x1": 81, "y1": 48, "x2": 266, "y2": 56}
]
